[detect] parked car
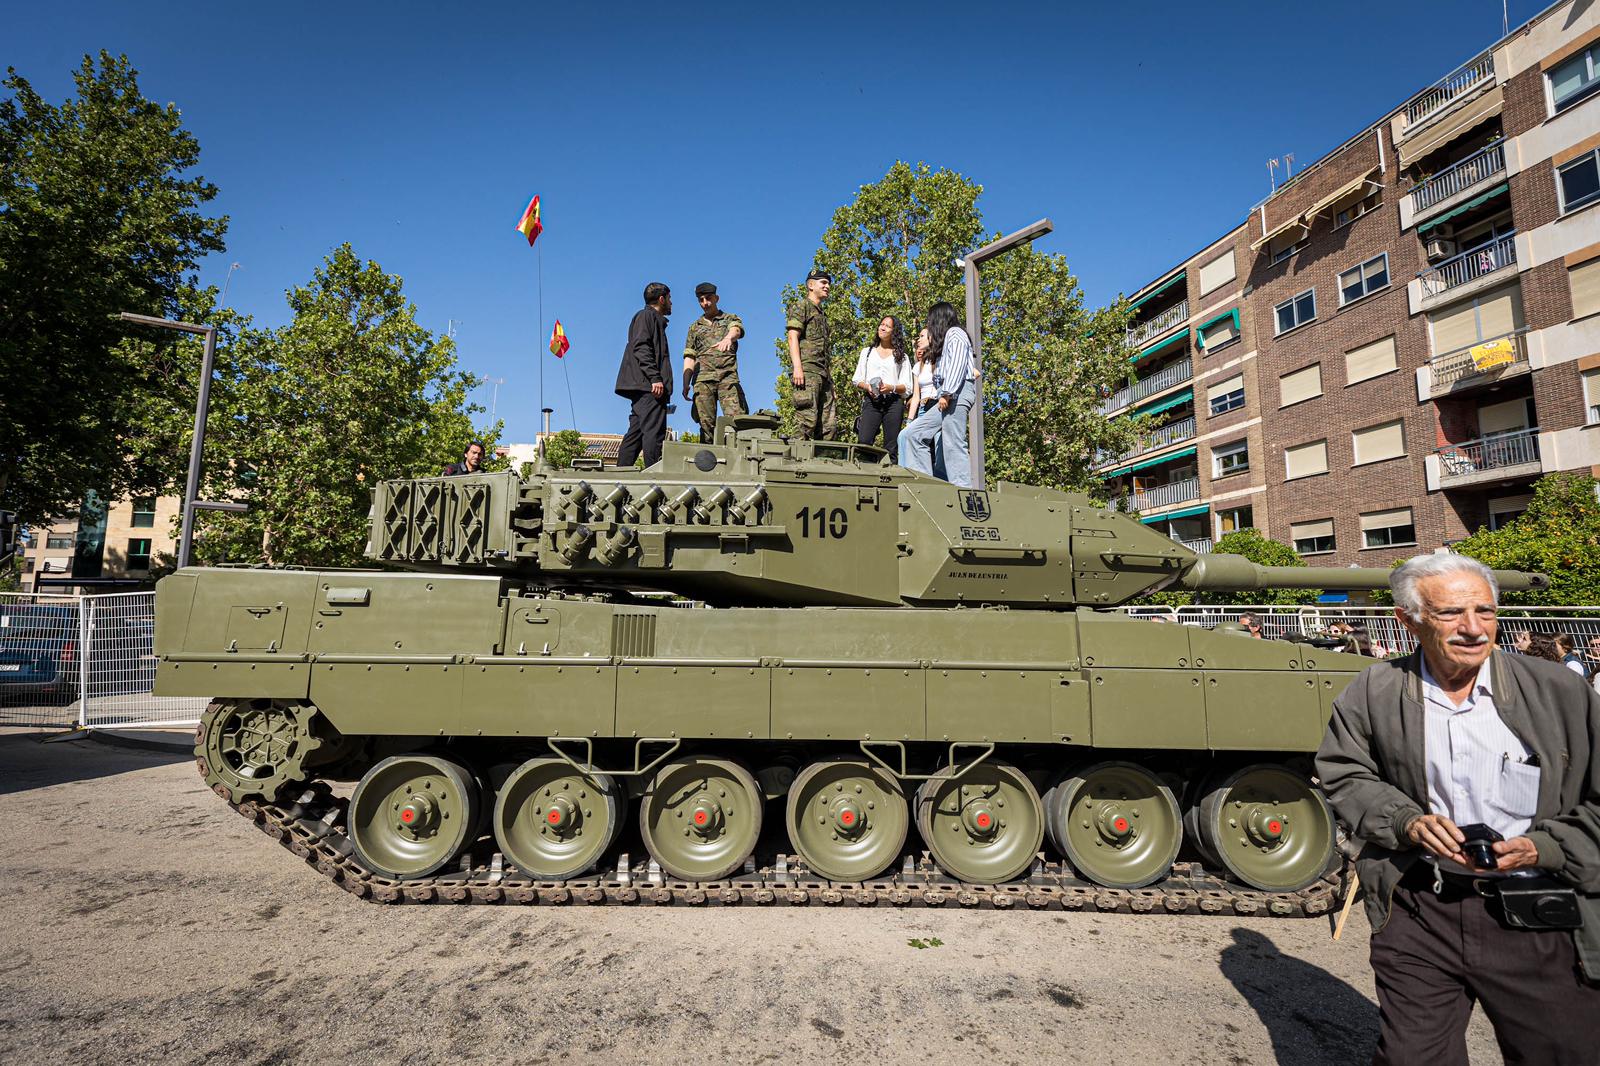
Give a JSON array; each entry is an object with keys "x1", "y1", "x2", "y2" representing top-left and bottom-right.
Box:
[{"x1": 0, "y1": 604, "x2": 158, "y2": 705}]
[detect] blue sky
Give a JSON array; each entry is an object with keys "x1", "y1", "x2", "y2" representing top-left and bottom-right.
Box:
[{"x1": 15, "y1": 0, "x2": 1546, "y2": 443}]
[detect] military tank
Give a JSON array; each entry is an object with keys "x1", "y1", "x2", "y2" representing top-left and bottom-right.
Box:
[{"x1": 154, "y1": 413, "x2": 1547, "y2": 912}]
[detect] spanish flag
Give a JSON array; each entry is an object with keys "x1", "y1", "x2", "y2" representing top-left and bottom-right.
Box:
[
  {"x1": 515, "y1": 194, "x2": 543, "y2": 247},
  {"x1": 549, "y1": 320, "x2": 569, "y2": 358}
]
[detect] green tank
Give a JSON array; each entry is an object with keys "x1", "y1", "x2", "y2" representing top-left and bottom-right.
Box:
[{"x1": 154, "y1": 413, "x2": 1546, "y2": 911}]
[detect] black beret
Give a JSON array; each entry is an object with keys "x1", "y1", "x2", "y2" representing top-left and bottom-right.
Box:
[
  {"x1": 695, "y1": 282, "x2": 717, "y2": 297},
  {"x1": 807, "y1": 269, "x2": 831, "y2": 282}
]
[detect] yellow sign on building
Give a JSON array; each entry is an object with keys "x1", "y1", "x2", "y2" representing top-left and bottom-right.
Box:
[{"x1": 1469, "y1": 337, "x2": 1516, "y2": 372}]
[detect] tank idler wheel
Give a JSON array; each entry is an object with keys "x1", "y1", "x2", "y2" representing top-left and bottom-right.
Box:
[
  {"x1": 1045, "y1": 761, "x2": 1182, "y2": 890},
  {"x1": 349, "y1": 754, "x2": 481, "y2": 880},
  {"x1": 493, "y1": 757, "x2": 623, "y2": 881},
  {"x1": 785, "y1": 758, "x2": 908, "y2": 883},
  {"x1": 1192, "y1": 764, "x2": 1335, "y2": 893},
  {"x1": 195, "y1": 698, "x2": 323, "y2": 803},
  {"x1": 640, "y1": 757, "x2": 763, "y2": 882},
  {"x1": 915, "y1": 759, "x2": 1044, "y2": 885}
]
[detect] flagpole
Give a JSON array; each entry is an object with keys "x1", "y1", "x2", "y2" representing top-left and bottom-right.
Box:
[
  {"x1": 562, "y1": 354, "x2": 577, "y2": 431},
  {"x1": 537, "y1": 241, "x2": 545, "y2": 425}
]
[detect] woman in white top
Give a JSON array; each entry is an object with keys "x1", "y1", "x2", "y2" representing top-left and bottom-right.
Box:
[
  {"x1": 898, "y1": 328, "x2": 945, "y2": 478},
  {"x1": 851, "y1": 316, "x2": 914, "y2": 462}
]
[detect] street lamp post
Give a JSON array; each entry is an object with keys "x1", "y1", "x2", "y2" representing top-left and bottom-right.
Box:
[
  {"x1": 959, "y1": 218, "x2": 1054, "y2": 488},
  {"x1": 117, "y1": 312, "x2": 247, "y2": 569}
]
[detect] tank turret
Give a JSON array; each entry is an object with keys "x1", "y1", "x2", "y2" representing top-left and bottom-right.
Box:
[{"x1": 368, "y1": 412, "x2": 1546, "y2": 607}]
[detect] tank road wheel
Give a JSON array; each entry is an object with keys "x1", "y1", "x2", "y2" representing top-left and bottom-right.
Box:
[
  {"x1": 1192, "y1": 765, "x2": 1336, "y2": 893},
  {"x1": 195, "y1": 698, "x2": 322, "y2": 802},
  {"x1": 639, "y1": 758, "x2": 763, "y2": 882},
  {"x1": 1044, "y1": 761, "x2": 1183, "y2": 890},
  {"x1": 785, "y1": 759, "x2": 909, "y2": 883},
  {"x1": 493, "y1": 757, "x2": 623, "y2": 881},
  {"x1": 348, "y1": 755, "x2": 481, "y2": 880},
  {"x1": 915, "y1": 760, "x2": 1044, "y2": 885}
]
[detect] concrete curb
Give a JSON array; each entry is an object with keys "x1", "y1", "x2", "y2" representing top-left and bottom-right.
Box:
[{"x1": 83, "y1": 727, "x2": 193, "y2": 754}]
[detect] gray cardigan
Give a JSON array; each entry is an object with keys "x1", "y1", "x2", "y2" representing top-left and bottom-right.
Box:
[{"x1": 1315, "y1": 648, "x2": 1600, "y2": 981}]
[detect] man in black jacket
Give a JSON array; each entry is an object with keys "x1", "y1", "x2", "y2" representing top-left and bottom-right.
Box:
[{"x1": 615, "y1": 282, "x2": 673, "y2": 467}]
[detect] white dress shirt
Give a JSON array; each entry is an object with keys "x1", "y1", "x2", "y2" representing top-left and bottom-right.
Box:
[
  {"x1": 852, "y1": 348, "x2": 914, "y2": 395},
  {"x1": 1421, "y1": 655, "x2": 1540, "y2": 854}
]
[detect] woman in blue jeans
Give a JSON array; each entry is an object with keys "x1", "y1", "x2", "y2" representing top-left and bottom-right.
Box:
[
  {"x1": 898, "y1": 328, "x2": 945, "y2": 478},
  {"x1": 901, "y1": 303, "x2": 975, "y2": 486}
]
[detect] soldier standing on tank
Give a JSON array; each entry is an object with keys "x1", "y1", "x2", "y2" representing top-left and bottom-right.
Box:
[
  {"x1": 787, "y1": 268, "x2": 835, "y2": 440},
  {"x1": 683, "y1": 282, "x2": 746, "y2": 444}
]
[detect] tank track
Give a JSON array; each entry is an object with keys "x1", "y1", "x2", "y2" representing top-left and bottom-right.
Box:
[{"x1": 214, "y1": 772, "x2": 1346, "y2": 917}]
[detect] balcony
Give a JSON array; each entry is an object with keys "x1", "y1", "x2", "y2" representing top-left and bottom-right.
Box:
[
  {"x1": 1411, "y1": 141, "x2": 1506, "y2": 215},
  {"x1": 1404, "y1": 52, "x2": 1495, "y2": 131},
  {"x1": 1098, "y1": 359, "x2": 1193, "y2": 415},
  {"x1": 1174, "y1": 536, "x2": 1213, "y2": 553},
  {"x1": 1100, "y1": 415, "x2": 1198, "y2": 466},
  {"x1": 1437, "y1": 428, "x2": 1541, "y2": 488},
  {"x1": 1127, "y1": 300, "x2": 1188, "y2": 349},
  {"x1": 1114, "y1": 477, "x2": 1202, "y2": 513},
  {"x1": 1428, "y1": 329, "x2": 1530, "y2": 397},
  {"x1": 1418, "y1": 233, "x2": 1516, "y2": 300}
]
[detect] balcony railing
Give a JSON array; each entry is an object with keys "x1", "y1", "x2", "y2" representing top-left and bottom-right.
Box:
[
  {"x1": 1126, "y1": 300, "x2": 1188, "y2": 349},
  {"x1": 1418, "y1": 233, "x2": 1516, "y2": 299},
  {"x1": 1098, "y1": 359, "x2": 1194, "y2": 415},
  {"x1": 1437, "y1": 428, "x2": 1540, "y2": 484},
  {"x1": 1174, "y1": 536, "x2": 1213, "y2": 553},
  {"x1": 1428, "y1": 329, "x2": 1529, "y2": 394},
  {"x1": 1411, "y1": 140, "x2": 1506, "y2": 213},
  {"x1": 1405, "y1": 51, "x2": 1495, "y2": 130},
  {"x1": 1115, "y1": 477, "x2": 1201, "y2": 513},
  {"x1": 1098, "y1": 415, "x2": 1198, "y2": 467}
]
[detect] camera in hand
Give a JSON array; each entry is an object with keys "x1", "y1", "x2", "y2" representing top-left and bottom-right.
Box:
[{"x1": 1455, "y1": 822, "x2": 1502, "y2": 869}]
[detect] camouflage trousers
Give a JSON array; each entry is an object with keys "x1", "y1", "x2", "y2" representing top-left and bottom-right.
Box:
[
  {"x1": 693, "y1": 367, "x2": 747, "y2": 444},
  {"x1": 792, "y1": 361, "x2": 837, "y2": 441}
]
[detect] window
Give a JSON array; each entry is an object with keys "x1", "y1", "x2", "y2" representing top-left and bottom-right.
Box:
[
  {"x1": 1270, "y1": 233, "x2": 1306, "y2": 266},
  {"x1": 1339, "y1": 254, "x2": 1390, "y2": 305},
  {"x1": 46, "y1": 534, "x2": 74, "y2": 550},
  {"x1": 1582, "y1": 367, "x2": 1600, "y2": 424},
  {"x1": 1274, "y1": 289, "x2": 1316, "y2": 335},
  {"x1": 1208, "y1": 374, "x2": 1245, "y2": 416},
  {"x1": 1477, "y1": 396, "x2": 1531, "y2": 437},
  {"x1": 1279, "y1": 363, "x2": 1323, "y2": 407},
  {"x1": 131, "y1": 497, "x2": 156, "y2": 529},
  {"x1": 1291, "y1": 519, "x2": 1336, "y2": 555},
  {"x1": 1198, "y1": 312, "x2": 1240, "y2": 354},
  {"x1": 127, "y1": 538, "x2": 152, "y2": 571},
  {"x1": 1198, "y1": 251, "x2": 1236, "y2": 296},
  {"x1": 1216, "y1": 505, "x2": 1253, "y2": 536},
  {"x1": 1569, "y1": 258, "x2": 1600, "y2": 319},
  {"x1": 1335, "y1": 192, "x2": 1380, "y2": 228},
  {"x1": 1549, "y1": 44, "x2": 1600, "y2": 112},
  {"x1": 1212, "y1": 439, "x2": 1249, "y2": 478},
  {"x1": 1360, "y1": 508, "x2": 1416, "y2": 549},
  {"x1": 1558, "y1": 149, "x2": 1600, "y2": 214},
  {"x1": 1345, "y1": 335, "x2": 1398, "y2": 384},
  {"x1": 1352, "y1": 419, "x2": 1406, "y2": 465},
  {"x1": 1488, "y1": 493, "x2": 1532, "y2": 530},
  {"x1": 1284, "y1": 439, "x2": 1329, "y2": 480},
  {"x1": 1427, "y1": 282, "x2": 1524, "y2": 353}
]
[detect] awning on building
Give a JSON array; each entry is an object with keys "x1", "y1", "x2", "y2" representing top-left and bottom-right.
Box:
[
  {"x1": 1100, "y1": 445, "x2": 1198, "y2": 479},
  {"x1": 1140, "y1": 504, "x2": 1209, "y2": 523},
  {"x1": 1134, "y1": 387, "x2": 1194, "y2": 417},
  {"x1": 1195, "y1": 308, "x2": 1240, "y2": 350},
  {"x1": 1249, "y1": 213, "x2": 1311, "y2": 251},
  {"x1": 1131, "y1": 328, "x2": 1190, "y2": 363},
  {"x1": 1416, "y1": 182, "x2": 1509, "y2": 233},
  {"x1": 1306, "y1": 168, "x2": 1382, "y2": 220},
  {"x1": 1317, "y1": 593, "x2": 1350, "y2": 604},
  {"x1": 1129, "y1": 271, "x2": 1186, "y2": 310}
]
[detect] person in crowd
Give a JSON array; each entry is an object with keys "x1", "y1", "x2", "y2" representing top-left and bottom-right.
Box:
[
  {"x1": 1316, "y1": 554, "x2": 1600, "y2": 1065},
  {"x1": 915, "y1": 302, "x2": 976, "y2": 488},
  {"x1": 442, "y1": 441, "x2": 485, "y2": 476},
  {"x1": 682, "y1": 282, "x2": 746, "y2": 444},
  {"x1": 1589, "y1": 636, "x2": 1600, "y2": 693},
  {"x1": 1237, "y1": 611, "x2": 1264, "y2": 638},
  {"x1": 1510, "y1": 628, "x2": 1532, "y2": 654},
  {"x1": 615, "y1": 282, "x2": 674, "y2": 468},
  {"x1": 852, "y1": 316, "x2": 913, "y2": 462},
  {"x1": 786, "y1": 269, "x2": 835, "y2": 440},
  {"x1": 1343, "y1": 625, "x2": 1375, "y2": 656},
  {"x1": 1555, "y1": 633, "x2": 1589, "y2": 679},
  {"x1": 899, "y1": 328, "x2": 945, "y2": 477},
  {"x1": 1525, "y1": 633, "x2": 1565, "y2": 663}
]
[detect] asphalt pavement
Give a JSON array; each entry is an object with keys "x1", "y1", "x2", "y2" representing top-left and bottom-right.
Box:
[{"x1": 0, "y1": 727, "x2": 1504, "y2": 1065}]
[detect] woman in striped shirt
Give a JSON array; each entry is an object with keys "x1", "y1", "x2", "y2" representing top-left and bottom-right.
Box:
[{"x1": 905, "y1": 302, "x2": 976, "y2": 488}]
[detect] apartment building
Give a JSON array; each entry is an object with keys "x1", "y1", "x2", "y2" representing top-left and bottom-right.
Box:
[
  {"x1": 1101, "y1": 0, "x2": 1600, "y2": 570},
  {"x1": 17, "y1": 493, "x2": 180, "y2": 592}
]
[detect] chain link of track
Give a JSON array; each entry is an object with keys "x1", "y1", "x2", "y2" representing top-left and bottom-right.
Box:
[{"x1": 213, "y1": 771, "x2": 1345, "y2": 917}]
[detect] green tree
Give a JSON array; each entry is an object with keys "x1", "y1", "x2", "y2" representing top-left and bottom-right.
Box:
[
  {"x1": 774, "y1": 161, "x2": 1146, "y2": 483},
  {"x1": 193, "y1": 245, "x2": 497, "y2": 567},
  {"x1": 1144, "y1": 529, "x2": 1327, "y2": 607},
  {"x1": 0, "y1": 52, "x2": 228, "y2": 523},
  {"x1": 540, "y1": 429, "x2": 586, "y2": 469},
  {"x1": 1454, "y1": 472, "x2": 1600, "y2": 606}
]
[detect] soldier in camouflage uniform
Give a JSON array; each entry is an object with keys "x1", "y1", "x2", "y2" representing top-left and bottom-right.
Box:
[
  {"x1": 682, "y1": 282, "x2": 747, "y2": 444},
  {"x1": 786, "y1": 268, "x2": 835, "y2": 440}
]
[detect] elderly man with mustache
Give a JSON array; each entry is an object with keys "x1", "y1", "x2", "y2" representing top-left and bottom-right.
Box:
[{"x1": 1316, "y1": 554, "x2": 1600, "y2": 1066}]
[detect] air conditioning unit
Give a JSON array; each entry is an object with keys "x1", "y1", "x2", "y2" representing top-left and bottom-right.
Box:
[{"x1": 1425, "y1": 236, "x2": 1458, "y2": 262}]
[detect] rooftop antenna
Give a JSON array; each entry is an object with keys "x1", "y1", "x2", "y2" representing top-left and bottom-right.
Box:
[
  {"x1": 1502, "y1": 0, "x2": 1509, "y2": 37},
  {"x1": 220, "y1": 262, "x2": 241, "y2": 306},
  {"x1": 485, "y1": 377, "x2": 506, "y2": 420},
  {"x1": 1266, "y1": 157, "x2": 1281, "y2": 192},
  {"x1": 1283, "y1": 153, "x2": 1295, "y2": 179}
]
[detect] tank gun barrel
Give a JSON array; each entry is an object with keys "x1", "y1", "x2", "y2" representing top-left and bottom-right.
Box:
[{"x1": 1178, "y1": 555, "x2": 1549, "y2": 593}]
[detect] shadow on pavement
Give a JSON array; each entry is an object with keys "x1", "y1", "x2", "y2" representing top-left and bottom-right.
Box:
[
  {"x1": 1220, "y1": 926, "x2": 1378, "y2": 1065},
  {"x1": 0, "y1": 731, "x2": 189, "y2": 796}
]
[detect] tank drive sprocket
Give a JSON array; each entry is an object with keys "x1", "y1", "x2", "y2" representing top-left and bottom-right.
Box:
[{"x1": 194, "y1": 698, "x2": 324, "y2": 803}]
